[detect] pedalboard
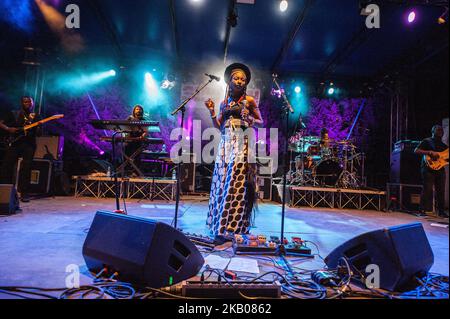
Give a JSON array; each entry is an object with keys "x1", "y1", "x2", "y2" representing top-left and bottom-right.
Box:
[
  {"x1": 233, "y1": 234, "x2": 313, "y2": 257},
  {"x1": 182, "y1": 281, "x2": 281, "y2": 298}
]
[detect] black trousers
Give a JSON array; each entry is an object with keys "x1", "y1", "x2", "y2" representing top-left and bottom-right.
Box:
[
  {"x1": 421, "y1": 167, "x2": 446, "y2": 213},
  {"x1": 0, "y1": 142, "x2": 36, "y2": 194}
]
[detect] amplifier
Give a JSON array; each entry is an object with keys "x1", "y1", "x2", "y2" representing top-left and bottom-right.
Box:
[
  {"x1": 16, "y1": 159, "x2": 52, "y2": 194},
  {"x1": 34, "y1": 136, "x2": 64, "y2": 160},
  {"x1": 256, "y1": 176, "x2": 272, "y2": 201},
  {"x1": 393, "y1": 140, "x2": 420, "y2": 153},
  {"x1": 390, "y1": 149, "x2": 422, "y2": 185}
]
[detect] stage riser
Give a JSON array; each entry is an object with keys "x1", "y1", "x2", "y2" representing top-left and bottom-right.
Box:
[
  {"x1": 73, "y1": 176, "x2": 176, "y2": 201},
  {"x1": 290, "y1": 187, "x2": 386, "y2": 211}
]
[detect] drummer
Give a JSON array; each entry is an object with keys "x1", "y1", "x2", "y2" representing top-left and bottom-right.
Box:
[{"x1": 320, "y1": 128, "x2": 331, "y2": 147}]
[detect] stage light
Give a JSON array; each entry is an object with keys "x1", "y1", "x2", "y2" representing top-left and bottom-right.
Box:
[
  {"x1": 280, "y1": 0, "x2": 288, "y2": 12},
  {"x1": 56, "y1": 69, "x2": 118, "y2": 92},
  {"x1": 145, "y1": 72, "x2": 159, "y2": 97},
  {"x1": 160, "y1": 74, "x2": 176, "y2": 90},
  {"x1": 161, "y1": 79, "x2": 175, "y2": 90},
  {"x1": 294, "y1": 86, "x2": 301, "y2": 94},
  {"x1": 407, "y1": 10, "x2": 416, "y2": 23},
  {"x1": 328, "y1": 87, "x2": 335, "y2": 95}
]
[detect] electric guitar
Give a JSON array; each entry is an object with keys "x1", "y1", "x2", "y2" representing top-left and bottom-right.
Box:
[
  {"x1": 8, "y1": 114, "x2": 64, "y2": 146},
  {"x1": 425, "y1": 149, "x2": 449, "y2": 171}
]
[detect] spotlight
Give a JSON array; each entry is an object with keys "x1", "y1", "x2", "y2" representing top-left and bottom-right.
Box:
[
  {"x1": 108, "y1": 70, "x2": 116, "y2": 77},
  {"x1": 145, "y1": 72, "x2": 159, "y2": 96},
  {"x1": 294, "y1": 86, "x2": 301, "y2": 94},
  {"x1": 407, "y1": 10, "x2": 416, "y2": 23},
  {"x1": 327, "y1": 87, "x2": 335, "y2": 95},
  {"x1": 280, "y1": 0, "x2": 288, "y2": 12},
  {"x1": 271, "y1": 88, "x2": 284, "y2": 98},
  {"x1": 161, "y1": 79, "x2": 175, "y2": 90}
]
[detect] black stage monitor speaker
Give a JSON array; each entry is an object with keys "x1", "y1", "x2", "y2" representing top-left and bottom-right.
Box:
[
  {"x1": 0, "y1": 184, "x2": 19, "y2": 215},
  {"x1": 83, "y1": 211, "x2": 205, "y2": 288},
  {"x1": 325, "y1": 223, "x2": 434, "y2": 292}
]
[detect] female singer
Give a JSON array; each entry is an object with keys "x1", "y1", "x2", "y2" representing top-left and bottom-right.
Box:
[{"x1": 204, "y1": 63, "x2": 263, "y2": 236}]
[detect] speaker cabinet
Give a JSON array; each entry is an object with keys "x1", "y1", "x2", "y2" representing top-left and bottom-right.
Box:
[
  {"x1": 0, "y1": 184, "x2": 19, "y2": 215},
  {"x1": 16, "y1": 159, "x2": 52, "y2": 194},
  {"x1": 325, "y1": 223, "x2": 434, "y2": 292},
  {"x1": 83, "y1": 211, "x2": 204, "y2": 288},
  {"x1": 34, "y1": 136, "x2": 64, "y2": 160},
  {"x1": 390, "y1": 150, "x2": 421, "y2": 185}
]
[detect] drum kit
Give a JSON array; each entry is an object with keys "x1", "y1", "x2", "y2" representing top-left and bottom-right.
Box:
[{"x1": 288, "y1": 133, "x2": 365, "y2": 188}]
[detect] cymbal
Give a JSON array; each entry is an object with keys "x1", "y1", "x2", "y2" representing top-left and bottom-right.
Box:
[
  {"x1": 299, "y1": 136, "x2": 321, "y2": 142},
  {"x1": 337, "y1": 139, "x2": 354, "y2": 145}
]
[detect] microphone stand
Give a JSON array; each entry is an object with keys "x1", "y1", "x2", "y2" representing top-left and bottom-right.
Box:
[
  {"x1": 171, "y1": 78, "x2": 215, "y2": 229},
  {"x1": 272, "y1": 75, "x2": 295, "y2": 275}
]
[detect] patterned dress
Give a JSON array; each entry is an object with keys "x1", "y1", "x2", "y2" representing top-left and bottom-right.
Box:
[{"x1": 206, "y1": 98, "x2": 256, "y2": 236}]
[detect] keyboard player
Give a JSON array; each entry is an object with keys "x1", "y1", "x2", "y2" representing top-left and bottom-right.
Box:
[{"x1": 124, "y1": 105, "x2": 148, "y2": 174}]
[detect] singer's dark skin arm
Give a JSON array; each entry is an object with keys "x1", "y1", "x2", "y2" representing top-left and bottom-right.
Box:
[
  {"x1": 205, "y1": 99, "x2": 222, "y2": 129},
  {"x1": 241, "y1": 96, "x2": 263, "y2": 127}
]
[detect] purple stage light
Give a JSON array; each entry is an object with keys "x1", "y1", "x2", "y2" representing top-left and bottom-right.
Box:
[
  {"x1": 271, "y1": 88, "x2": 285, "y2": 98},
  {"x1": 407, "y1": 11, "x2": 416, "y2": 23}
]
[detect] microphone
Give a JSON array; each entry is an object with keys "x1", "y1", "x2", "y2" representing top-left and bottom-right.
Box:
[
  {"x1": 205, "y1": 73, "x2": 221, "y2": 82},
  {"x1": 299, "y1": 115, "x2": 307, "y2": 129}
]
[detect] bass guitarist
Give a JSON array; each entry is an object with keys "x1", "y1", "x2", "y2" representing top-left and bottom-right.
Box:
[
  {"x1": 414, "y1": 125, "x2": 449, "y2": 218},
  {"x1": 0, "y1": 96, "x2": 42, "y2": 202}
]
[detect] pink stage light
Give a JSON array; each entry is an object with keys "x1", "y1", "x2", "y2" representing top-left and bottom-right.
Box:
[{"x1": 407, "y1": 11, "x2": 416, "y2": 23}]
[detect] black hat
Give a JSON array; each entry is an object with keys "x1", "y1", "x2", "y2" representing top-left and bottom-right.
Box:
[{"x1": 224, "y1": 63, "x2": 251, "y2": 85}]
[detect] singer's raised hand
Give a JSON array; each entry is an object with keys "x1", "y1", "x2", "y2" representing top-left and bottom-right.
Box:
[{"x1": 205, "y1": 98, "x2": 215, "y2": 112}]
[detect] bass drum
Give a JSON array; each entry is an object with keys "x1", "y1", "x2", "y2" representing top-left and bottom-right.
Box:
[{"x1": 313, "y1": 159, "x2": 342, "y2": 187}]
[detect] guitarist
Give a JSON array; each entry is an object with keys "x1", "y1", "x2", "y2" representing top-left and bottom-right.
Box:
[
  {"x1": 414, "y1": 125, "x2": 449, "y2": 218},
  {"x1": 0, "y1": 96, "x2": 42, "y2": 202}
]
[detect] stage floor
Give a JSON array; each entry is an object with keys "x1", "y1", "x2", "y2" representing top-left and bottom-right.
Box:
[{"x1": 0, "y1": 196, "x2": 448, "y2": 298}]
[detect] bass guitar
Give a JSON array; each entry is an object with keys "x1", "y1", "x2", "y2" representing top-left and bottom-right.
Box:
[
  {"x1": 8, "y1": 114, "x2": 64, "y2": 146},
  {"x1": 425, "y1": 149, "x2": 449, "y2": 171}
]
